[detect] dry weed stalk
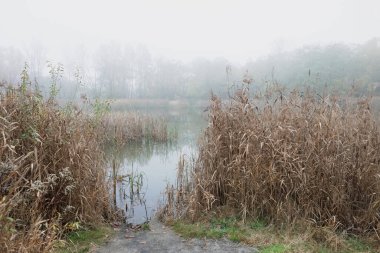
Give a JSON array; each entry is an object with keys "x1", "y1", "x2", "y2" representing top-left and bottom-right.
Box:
[
  {"x1": 163, "y1": 85, "x2": 380, "y2": 236},
  {"x1": 103, "y1": 111, "x2": 174, "y2": 144},
  {"x1": 0, "y1": 88, "x2": 113, "y2": 252}
]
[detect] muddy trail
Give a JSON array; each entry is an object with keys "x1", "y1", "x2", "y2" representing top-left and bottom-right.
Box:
[{"x1": 96, "y1": 218, "x2": 257, "y2": 253}]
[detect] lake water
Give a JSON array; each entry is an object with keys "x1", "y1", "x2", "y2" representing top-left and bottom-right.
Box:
[{"x1": 108, "y1": 103, "x2": 206, "y2": 224}]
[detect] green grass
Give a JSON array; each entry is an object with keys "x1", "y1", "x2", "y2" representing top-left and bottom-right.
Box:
[
  {"x1": 55, "y1": 226, "x2": 114, "y2": 253},
  {"x1": 172, "y1": 222, "x2": 208, "y2": 238},
  {"x1": 260, "y1": 244, "x2": 287, "y2": 253},
  {"x1": 142, "y1": 223, "x2": 150, "y2": 231},
  {"x1": 346, "y1": 237, "x2": 374, "y2": 252},
  {"x1": 249, "y1": 219, "x2": 267, "y2": 230},
  {"x1": 172, "y1": 217, "x2": 248, "y2": 242},
  {"x1": 170, "y1": 218, "x2": 378, "y2": 253}
]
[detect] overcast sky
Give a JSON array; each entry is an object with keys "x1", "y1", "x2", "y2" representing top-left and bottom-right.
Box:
[{"x1": 1, "y1": 0, "x2": 380, "y2": 63}]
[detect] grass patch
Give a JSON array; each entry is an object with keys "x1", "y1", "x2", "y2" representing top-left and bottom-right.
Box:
[
  {"x1": 172, "y1": 222, "x2": 208, "y2": 239},
  {"x1": 170, "y1": 217, "x2": 378, "y2": 252},
  {"x1": 260, "y1": 244, "x2": 287, "y2": 253},
  {"x1": 55, "y1": 226, "x2": 114, "y2": 253},
  {"x1": 249, "y1": 219, "x2": 267, "y2": 230},
  {"x1": 172, "y1": 217, "x2": 248, "y2": 242},
  {"x1": 346, "y1": 237, "x2": 374, "y2": 252},
  {"x1": 142, "y1": 223, "x2": 150, "y2": 231}
]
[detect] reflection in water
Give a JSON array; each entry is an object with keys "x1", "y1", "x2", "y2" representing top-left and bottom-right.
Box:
[
  {"x1": 107, "y1": 104, "x2": 206, "y2": 224},
  {"x1": 110, "y1": 140, "x2": 179, "y2": 166},
  {"x1": 117, "y1": 166, "x2": 148, "y2": 222}
]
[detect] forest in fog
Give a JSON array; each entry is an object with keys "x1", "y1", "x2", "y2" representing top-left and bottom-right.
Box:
[{"x1": 1, "y1": 38, "x2": 379, "y2": 100}]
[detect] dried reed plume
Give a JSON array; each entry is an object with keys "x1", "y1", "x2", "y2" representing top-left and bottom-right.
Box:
[
  {"x1": 0, "y1": 88, "x2": 113, "y2": 252},
  {"x1": 103, "y1": 111, "x2": 176, "y2": 145},
  {"x1": 162, "y1": 85, "x2": 380, "y2": 236}
]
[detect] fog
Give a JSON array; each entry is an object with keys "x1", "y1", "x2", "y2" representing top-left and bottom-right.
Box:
[{"x1": 1, "y1": 0, "x2": 380, "y2": 99}]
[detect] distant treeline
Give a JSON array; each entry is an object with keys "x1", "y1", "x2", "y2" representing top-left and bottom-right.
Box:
[
  {"x1": 1, "y1": 38, "x2": 379, "y2": 99},
  {"x1": 247, "y1": 38, "x2": 380, "y2": 95}
]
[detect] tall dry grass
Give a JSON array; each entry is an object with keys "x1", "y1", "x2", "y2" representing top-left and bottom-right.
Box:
[
  {"x1": 0, "y1": 88, "x2": 113, "y2": 252},
  {"x1": 103, "y1": 111, "x2": 176, "y2": 145},
  {"x1": 162, "y1": 85, "x2": 380, "y2": 236}
]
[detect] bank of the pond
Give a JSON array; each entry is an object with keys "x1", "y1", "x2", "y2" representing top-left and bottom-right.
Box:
[
  {"x1": 168, "y1": 218, "x2": 378, "y2": 253},
  {"x1": 96, "y1": 218, "x2": 256, "y2": 253},
  {"x1": 55, "y1": 225, "x2": 115, "y2": 253},
  {"x1": 57, "y1": 217, "x2": 378, "y2": 253}
]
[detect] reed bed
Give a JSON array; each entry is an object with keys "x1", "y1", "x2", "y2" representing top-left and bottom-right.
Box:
[
  {"x1": 111, "y1": 98, "x2": 190, "y2": 111},
  {"x1": 0, "y1": 88, "x2": 113, "y2": 252},
  {"x1": 103, "y1": 111, "x2": 176, "y2": 145},
  {"x1": 162, "y1": 85, "x2": 380, "y2": 236}
]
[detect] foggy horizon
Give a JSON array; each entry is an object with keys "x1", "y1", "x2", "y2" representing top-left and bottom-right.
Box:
[
  {"x1": 1, "y1": 0, "x2": 380, "y2": 101},
  {"x1": 1, "y1": 0, "x2": 380, "y2": 64}
]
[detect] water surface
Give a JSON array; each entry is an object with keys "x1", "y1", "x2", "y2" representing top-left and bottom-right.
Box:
[{"x1": 108, "y1": 102, "x2": 206, "y2": 224}]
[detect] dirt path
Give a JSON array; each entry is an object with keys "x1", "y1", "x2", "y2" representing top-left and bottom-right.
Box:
[{"x1": 96, "y1": 218, "x2": 258, "y2": 253}]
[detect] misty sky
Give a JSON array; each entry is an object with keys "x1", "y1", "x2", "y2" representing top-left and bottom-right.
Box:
[{"x1": 1, "y1": 0, "x2": 380, "y2": 63}]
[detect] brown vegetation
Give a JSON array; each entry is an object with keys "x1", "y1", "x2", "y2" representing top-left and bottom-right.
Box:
[
  {"x1": 0, "y1": 88, "x2": 113, "y2": 252},
  {"x1": 103, "y1": 111, "x2": 176, "y2": 145},
  {"x1": 162, "y1": 85, "x2": 380, "y2": 238}
]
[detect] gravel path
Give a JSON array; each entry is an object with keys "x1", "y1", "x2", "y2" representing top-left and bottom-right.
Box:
[{"x1": 96, "y1": 218, "x2": 258, "y2": 253}]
